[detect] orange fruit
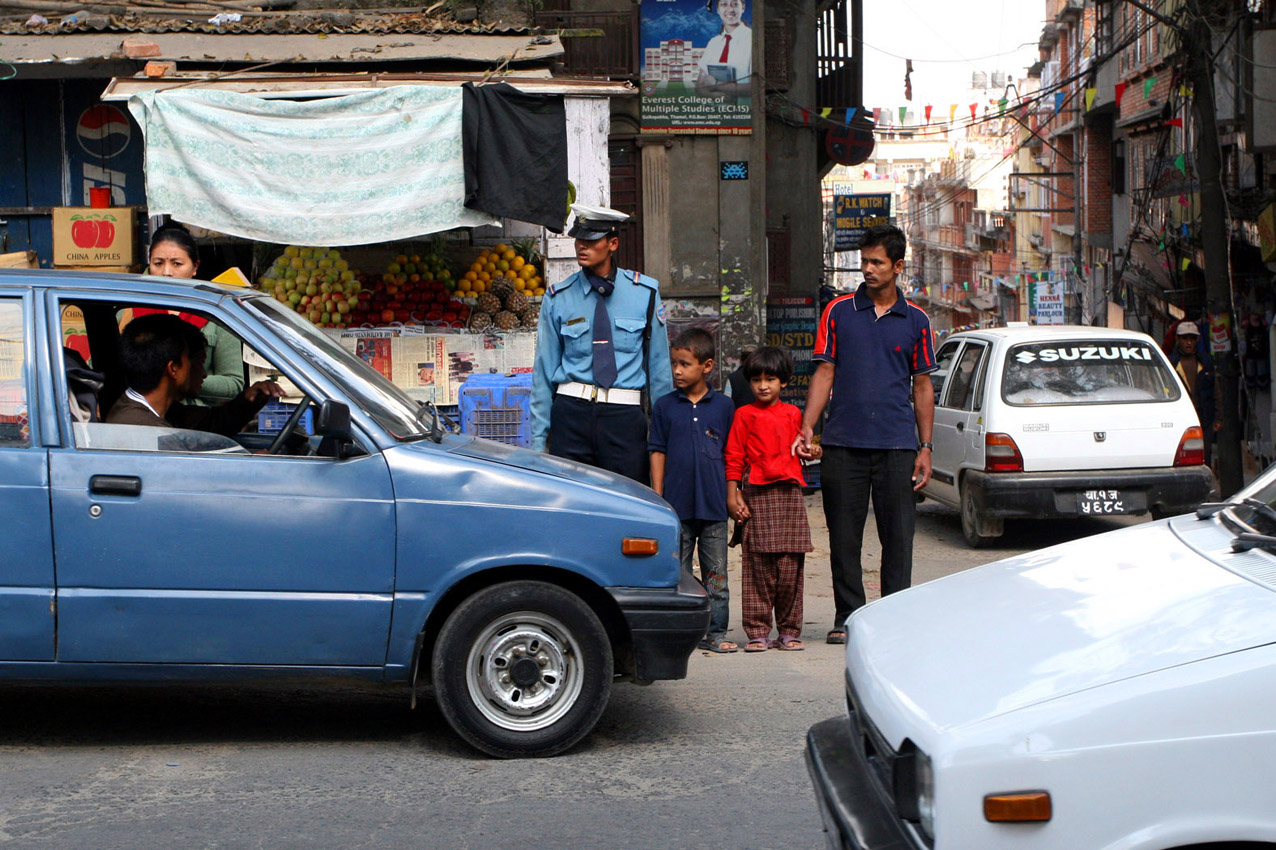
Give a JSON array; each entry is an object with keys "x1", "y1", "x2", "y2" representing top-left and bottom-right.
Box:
[
  {"x1": 494, "y1": 243, "x2": 507, "y2": 253},
  {"x1": 512, "y1": 256, "x2": 525, "y2": 270}
]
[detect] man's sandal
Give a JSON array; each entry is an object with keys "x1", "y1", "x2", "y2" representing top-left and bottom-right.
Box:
[
  {"x1": 698, "y1": 638, "x2": 739, "y2": 654},
  {"x1": 826, "y1": 630, "x2": 847, "y2": 645}
]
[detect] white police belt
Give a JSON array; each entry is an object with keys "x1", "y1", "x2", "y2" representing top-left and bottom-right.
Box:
[{"x1": 557, "y1": 382, "x2": 643, "y2": 405}]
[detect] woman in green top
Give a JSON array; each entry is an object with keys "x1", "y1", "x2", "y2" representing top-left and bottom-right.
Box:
[{"x1": 147, "y1": 226, "x2": 246, "y2": 405}]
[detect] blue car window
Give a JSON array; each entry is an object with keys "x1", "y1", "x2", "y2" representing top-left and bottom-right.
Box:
[
  {"x1": 73, "y1": 422, "x2": 249, "y2": 454},
  {"x1": 247, "y1": 296, "x2": 430, "y2": 440},
  {"x1": 0, "y1": 300, "x2": 28, "y2": 448}
]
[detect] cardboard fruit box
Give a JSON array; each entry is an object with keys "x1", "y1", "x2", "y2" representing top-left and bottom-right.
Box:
[{"x1": 52, "y1": 207, "x2": 135, "y2": 267}]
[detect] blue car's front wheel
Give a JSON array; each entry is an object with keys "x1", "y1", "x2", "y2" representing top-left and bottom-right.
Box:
[{"x1": 432, "y1": 580, "x2": 613, "y2": 758}]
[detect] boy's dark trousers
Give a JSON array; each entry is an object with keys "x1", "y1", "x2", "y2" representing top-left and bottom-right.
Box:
[
  {"x1": 680, "y1": 519, "x2": 729, "y2": 639},
  {"x1": 821, "y1": 445, "x2": 917, "y2": 628}
]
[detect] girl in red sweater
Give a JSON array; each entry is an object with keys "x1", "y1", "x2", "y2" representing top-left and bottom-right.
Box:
[{"x1": 726, "y1": 346, "x2": 819, "y2": 652}]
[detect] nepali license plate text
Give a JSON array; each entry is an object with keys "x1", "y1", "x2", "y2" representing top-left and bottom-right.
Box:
[{"x1": 1078, "y1": 489, "x2": 1125, "y2": 515}]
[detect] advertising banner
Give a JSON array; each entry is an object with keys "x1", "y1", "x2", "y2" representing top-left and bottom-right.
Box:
[
  {"x1": 640, "y1": 0, "x2": 753, "y2": 134},
  {"x1": 1031, "y1": 279, "x2": 1065, "y2": 325},
  {"x1": 832, "y1": 194, "x2": 892, "y2": 251},
  {"x1": 765, "y1": 296, "x2": 818, "y2": 410}
]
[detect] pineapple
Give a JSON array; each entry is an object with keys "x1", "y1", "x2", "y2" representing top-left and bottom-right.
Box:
[
  {"x1": 493, "y1": 310, "x2": 521, "y2": 331},
  {"x1": 491, "y1": 279, "x2": 515, "y2": 301},
  {"x1": 504, "y1": 290, "x2": 529, "y2": 314}
]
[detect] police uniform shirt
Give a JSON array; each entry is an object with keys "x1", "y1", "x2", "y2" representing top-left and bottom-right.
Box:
[{"x1": 530, "y1": 267, "x2": 673, "y2": 451}]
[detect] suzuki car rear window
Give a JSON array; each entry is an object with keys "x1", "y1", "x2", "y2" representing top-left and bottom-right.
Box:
[{"x1": 1001, "y1": 340, "x2": 1181, "y2": 406}]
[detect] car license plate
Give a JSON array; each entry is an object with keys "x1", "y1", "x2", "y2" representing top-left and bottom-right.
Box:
[{"x1": 1078, "y1": 489, "x2": 1125, "y2": 515}]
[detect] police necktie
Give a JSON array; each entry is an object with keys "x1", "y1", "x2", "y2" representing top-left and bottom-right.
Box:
[{"x1": 586, "y1": 271, "x2": 618, "y2": 389}]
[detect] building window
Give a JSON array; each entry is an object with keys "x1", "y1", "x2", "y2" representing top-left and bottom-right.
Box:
[
  {"x1": 1113, "y1": 139, "x2": 1126, "y2": 195},
  {"x1": 1097, "y1": 0, "x2": 1114, "y2": 57}
]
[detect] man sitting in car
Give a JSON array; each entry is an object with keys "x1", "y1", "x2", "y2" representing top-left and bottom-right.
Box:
[{"x1": 106, "y1": 312, "x2": 284, "y2": 436}]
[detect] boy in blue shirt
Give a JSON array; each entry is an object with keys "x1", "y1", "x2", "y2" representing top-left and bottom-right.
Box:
[{"x1": 649, "y1": 328, "x2": 738, "y2": 653}]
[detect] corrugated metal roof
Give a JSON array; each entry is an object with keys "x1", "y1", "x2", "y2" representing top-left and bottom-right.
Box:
[{"x1": 0, "y1": 8, "x2": 527, "y2": 37}]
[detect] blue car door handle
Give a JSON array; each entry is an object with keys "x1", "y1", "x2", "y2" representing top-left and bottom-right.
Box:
[{"x1": 89, "y1": 475, "x2": 142, "y2": 497}]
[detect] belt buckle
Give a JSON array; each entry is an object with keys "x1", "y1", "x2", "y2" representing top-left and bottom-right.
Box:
[{"x1": 590, "y1": 384, "x2": 599, "y2": 402}]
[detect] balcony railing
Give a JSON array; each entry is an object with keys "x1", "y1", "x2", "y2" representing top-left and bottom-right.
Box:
[{"x1": 533, "y1": 8, "x2": 640, "y2": 79}]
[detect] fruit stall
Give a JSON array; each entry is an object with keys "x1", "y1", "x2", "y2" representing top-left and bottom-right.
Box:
[{"x1": 97, "y1": 73, "x2": 626, "y2": 423}]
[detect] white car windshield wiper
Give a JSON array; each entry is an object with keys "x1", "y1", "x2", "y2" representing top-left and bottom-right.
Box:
[
  {"x1": 1197, "y1": 498, "x2": 1276, "y2": 525},
  {"x1": 1231, "y1": 532, "x2": 1276, "y2": 554}
]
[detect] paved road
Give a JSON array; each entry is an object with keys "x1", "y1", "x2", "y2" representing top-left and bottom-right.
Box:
[{"x1": 0, "y1": 497, "x2": 1145, "y2": 849}]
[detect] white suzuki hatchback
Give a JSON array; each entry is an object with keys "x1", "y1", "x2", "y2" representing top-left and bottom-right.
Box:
[{"x1": 920, "y1": 325, "x2": 1215, "y2": 546}]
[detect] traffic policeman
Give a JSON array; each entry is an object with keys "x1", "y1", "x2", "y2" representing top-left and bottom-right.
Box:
[{"x1": 531, "y1": 204, "x2": 673, "y2": 483}]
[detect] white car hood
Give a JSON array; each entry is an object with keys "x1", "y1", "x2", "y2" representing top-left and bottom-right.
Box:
[{"x1": 848, "y1": 516, "x2": 1276, "y2": 743}]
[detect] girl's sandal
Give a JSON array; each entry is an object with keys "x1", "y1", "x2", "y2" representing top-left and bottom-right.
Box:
[
  {"x1": 744, "y1": 639, "x2": 769, "y2": 652},
  {"x1": 776, "y1": 636, "x2": 805, "y2": 651}
]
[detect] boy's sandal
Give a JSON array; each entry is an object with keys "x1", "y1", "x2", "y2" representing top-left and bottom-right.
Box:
[
  {"x1": 826, "y1": 630, "x2": 847, "y2": 645},
  {"x1": 743, "y1": 639, "x2": 769, "y2": 653},
  {"x1": 698, "y1": 638, "x2": 739, "y2": 654},
  {"x1": 776, "y1": 636, "x2": 805, "y2": 651}
]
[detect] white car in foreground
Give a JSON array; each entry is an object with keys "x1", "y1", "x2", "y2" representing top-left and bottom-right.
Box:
[
  {"x1": 806, "y1": 464, "x2": 1276, "y2": 850},
  {"x1": 921, "y1": 325, "x2": 1215, "y2": 546}
]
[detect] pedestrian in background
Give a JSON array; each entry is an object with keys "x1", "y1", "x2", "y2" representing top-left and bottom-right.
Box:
[
  {"x1": 726, "y1": 346, "x2": 816, "y2": 652},
  {"x1": 649, "y1": 328, "x2": 737, "y2": 653},
  {"x1": 1170, "y1": 320, "x2": 1222, "y2": 466},
  {"x1": 725, "y1": 345, "x2": 756, "y2": 409},
  {"x1": 531, "y1": 204, "x2": 673, "y2": 483},
  {"x1": 793, "y1": 224, "x2": 936, "y2": 645}
]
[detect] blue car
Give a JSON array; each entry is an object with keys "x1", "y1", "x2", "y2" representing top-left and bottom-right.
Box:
[{"x1": 0, "y1": 269, "x2": 708, "y2": 757}]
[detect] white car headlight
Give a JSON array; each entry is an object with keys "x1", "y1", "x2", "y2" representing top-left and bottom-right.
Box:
[
  {"x1": 916, "y1": 749, "x2": 935, "y2": 840},
  {"x1": 894, "y1": 742, "x2": 935, "y2": 841}
]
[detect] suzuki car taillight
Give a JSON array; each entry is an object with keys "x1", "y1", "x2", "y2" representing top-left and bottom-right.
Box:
[
  {"x1": 985, "y1": 433, "x2": 1024, "y2": 472},
  {"x1": 1174, "y1": 426, "x2": 1205, "y2": 466}
]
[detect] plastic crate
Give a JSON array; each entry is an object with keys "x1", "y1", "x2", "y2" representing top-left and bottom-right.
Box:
[
  {"x1": 458, "y1": 373, "x2": 532, "y2": 447},
  {"x1": 257, "y1": 401, "x2": 313, "y2": 435}
]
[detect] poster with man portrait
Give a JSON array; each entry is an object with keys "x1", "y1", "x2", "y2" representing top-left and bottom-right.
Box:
[{"x1": 640, "y1": 0, "x2": 753, "y2": 134}]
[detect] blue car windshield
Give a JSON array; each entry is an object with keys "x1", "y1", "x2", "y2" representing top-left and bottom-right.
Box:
[{"x1": 246, "y1": 297, "x2": 430, "y2": 441}]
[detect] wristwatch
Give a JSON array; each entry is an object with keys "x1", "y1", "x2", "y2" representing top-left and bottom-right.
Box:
[{"x1": 918, "y1": 442, "x2": 934, "y2": 451}]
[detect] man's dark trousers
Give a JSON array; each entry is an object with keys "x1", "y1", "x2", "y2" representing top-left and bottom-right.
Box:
[
  {"x1": 548, "y1": 394, "x2": 649, "y2": 483},
  {"x1": 822, "y1": 445, "x2": 917, "y2": 627}
]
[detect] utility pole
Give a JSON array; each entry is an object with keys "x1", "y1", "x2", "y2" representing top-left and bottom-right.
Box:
[
  {"x1": 1125, "y1": 0, "x2": 1241, "y2": 493},
  {"x1": 1184, "y1": 11, "x2": 1241, "y2": 496}
]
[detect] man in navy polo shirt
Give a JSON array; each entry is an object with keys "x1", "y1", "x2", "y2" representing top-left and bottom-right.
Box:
[{"x1": 793, "y1": 225, "x2": 936, "y2": 644}]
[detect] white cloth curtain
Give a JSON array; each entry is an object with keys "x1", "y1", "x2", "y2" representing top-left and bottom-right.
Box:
[{"x1": 128, "y1": 86, "x2": 497, "y2": 246}]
